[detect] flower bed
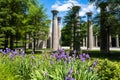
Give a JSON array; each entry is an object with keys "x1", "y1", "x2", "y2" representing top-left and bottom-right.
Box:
[{"x1": 0, "y1": 48, "x2": 120, "y2": 80}]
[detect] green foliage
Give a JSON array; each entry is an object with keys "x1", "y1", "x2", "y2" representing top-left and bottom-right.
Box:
[
  {"x1": 0, "y1": 49, "x2": 100, "y2": 80},
  {"x1": 30, "y1": 54, "x2": 99, "y2": 80},
  {"x1": 0, "y1": 33, "x2": 4, "y2": 48},
  {"x1": 90, "y1": 0, "x2": 120, "y2": 35},
  {"x1": 0, "y1": 0, "x2": 50, "y2": 49},
  {"x1": 61, "y1": 25, "x2": 71, "y2": 46},
  {"x1": 80, "y1": 22, "x2": 87, "y2": 37},
  {"x1": 62, "y1": 6, "x2": 81, "y2": 48},
  {"x1": 96, "y1": 59, "x2": 120, "y2": 80},
  {"x1": 0, "y1": 56, "x2": 15, "y2": 80},
  {"x1": 0, "y1": 49, "x2": 120, "y2": 80},
  {"x1": 0, "y1": 54, "x2": 33, "y2": 80}
]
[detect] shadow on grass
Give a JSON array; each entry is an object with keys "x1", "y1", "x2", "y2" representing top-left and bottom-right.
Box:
[
  {"x1": 26, "y1": 48, "x2": 50, "y2": 54},
  {"x1": 82, "y1": 50, "x2": 120, "y2": 61},
  {"x1": 25, "y1": 49, "x2": 120, "y2": 61}
]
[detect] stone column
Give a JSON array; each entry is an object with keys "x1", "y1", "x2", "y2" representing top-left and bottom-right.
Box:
[
  {"x1": 116, "y1": 34, "x2": 119, "y2": 48},
  {"x1": 58, "y1": 17, "x2": 61, "y2": 49},
  {"x1": 50, "y1": 32, "x2": 52, "y2": 49},
  {"x1": 83, "y1": 38, "x2": 85, "y2": 47},
  {"x1": 86, "y1": 12, "x2": 93, "y2": 50},
  {"x1": 85, "y1": 36, "x2": 87, "y2": 47},
  {"x1": 51, "y1": 10, "x2": 59, "y2": 51},
  {"x1": 95, "y1": 35, "x2": 98, "y2": 47},
  {"x1": 109, "y1": 35, "x2": 112, "y2": 47},
  {"x1": 26, "y1": 35, "x2": 29, "y2": 49}
]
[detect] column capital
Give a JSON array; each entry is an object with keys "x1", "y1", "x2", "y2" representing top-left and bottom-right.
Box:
[
  {"x1": 86, "y1": 12, "x2": 93, "y2": 16},
  {"x1": 51, "y1": 10, "x2": 58, "y2": 15},
  {"x1": 86, "y1": 12, "x2": 93, "y2": 21},
  {"x1": 58, "y1": 17, "x2": 61, "y2": 23},
  {"x1": 99, "y1": 2, "x2": 108, "y2": 9},
  {"x1": 58, "y1": 17, "x2": 61, "y2": 20},
  {"x1": 72, "y1": 6, "x2": 81, "y2": 10}
]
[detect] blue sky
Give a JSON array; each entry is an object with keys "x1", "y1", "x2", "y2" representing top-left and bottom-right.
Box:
[
  {"x1": 39, "y1": 0, "x2": 99, "y2": 30},
  {"x1": 39, "y1": 0, "x2": 99, "y2": 19}
]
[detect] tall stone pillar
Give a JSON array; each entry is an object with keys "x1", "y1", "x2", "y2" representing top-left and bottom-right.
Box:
[
  {"x1": 50, "y1": 32, "x2": 52, "y2": 49},
  {"x1": 83, "y1": 38, "x2": 85, "y2": 47},
  {"x1": 26, "y1": 35, "x2": 29, "y2": 49},
  {"x1": 109, "y1": 35, "x2": 112, "y2": 47},
  {"x1": 86, "y1": 12, "x2": 93, "y2": 50},
  {"x1": 86, "y1": 36, "x2": 87, "y2": 47},
  {"x1": 95, "y1": 35, "x2": 98, "y2": 47},
  {"x1": 58, "y1": 17, "x2": 61, "y2": 49},
  {"x1": 51, "y1": 10, "x2": 59, "y2": 51},
  {"x1": 116, "y1": 34, "x2": 119, "y2": 48}
]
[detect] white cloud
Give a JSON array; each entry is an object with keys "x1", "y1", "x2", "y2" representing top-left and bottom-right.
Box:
[
  {"x1": 51, "y1": 0, "x2": 99, "y2": 17},
  {"x1": 97, "y1": 8, "x2": 100, "y2": 13},
  {"x1": 79, "y1": 3, "x2": 97, "y2": 16},
  {"x1": 52, "y1": 0, "x2": 80, "y2": 12}
]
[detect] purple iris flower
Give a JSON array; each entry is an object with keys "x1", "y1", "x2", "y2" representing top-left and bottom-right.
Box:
[
  {"x1": 79, "y1": 54, "x2": 86, "y2": 62},
  {"x1": 58, "y1": 48, "x2": 64, "y2": 54},
  {"x1": 83, "y1": 53, "x2": 86, "y2": 57},
  {"x1": 0, "y1": 49, "x2": 2, "y2": 52},
  {"x1": 9, "y1": 53, "x2": 13, "y2": 59},
  {"x1": 2, "y1": 50, "x2": 6, "y2": 55},
  {"x1": 81, "y1": 57, "x2": 86, "y2": 62},
  {"x1": 85, "y1": 54, "x2": 90, "y2": 59},
  {"x1": 73, "y1": 50, "x2": 76, "y2": 54},
  {"x1": 65, "y1": 74, "x2": 75, "y2": 80},
  {"x1": 31, "y1": 51, "x2": 34, "y2": 54},
  {"x1": 79, "y1": 54, "x2": 83, "y2": 59},
  {"x1": 5, "y1": 48, "x2": 10, "y2": 54},
  {"x1": 65, "y1": 77, "x2": 75, "y2": 80},
  {"x1": 13, "y1": 49, "x2": 17, "y2": 55},
  {"x1": 93, "y1": 60, "x2": 98, "y2": 67},
  {"x1": 20, "y1": 48, "x2": 26, "y2": 57},
  {"x1": 55, "y1": 54, "x2": 59, "y2": 59},
  {"x1": 68, "y1": 68, "x2": 73, "y2": 75}
]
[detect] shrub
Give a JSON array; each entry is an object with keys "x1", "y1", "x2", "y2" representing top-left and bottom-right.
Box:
[{"x1": 96, "y1": 59, "x2": 120, "y2": 80}]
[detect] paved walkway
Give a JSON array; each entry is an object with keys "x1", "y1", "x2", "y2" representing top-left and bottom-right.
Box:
[
  {"x1": 81, "y1": 47, "x2": 120, "y2": 51},
  {"x1": 62, "y1": 46, "x2": 120, "y2": 51}
]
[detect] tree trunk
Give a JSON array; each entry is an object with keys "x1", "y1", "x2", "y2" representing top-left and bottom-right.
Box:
[
  {"x1": 33, "y1": 32, "x2": 36, "y2": 52},
  {"x1": 4, "y1": 33, "x2": 8, "y2": 48},
  {"x1": 100, "y1": 3, "x2": 109, "y2": 54},
  {"x1": 10, "y1": 34, "x2": 14, "y2": 49}
]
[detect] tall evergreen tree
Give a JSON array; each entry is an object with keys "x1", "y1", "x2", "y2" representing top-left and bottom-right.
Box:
[
  {"x1": 0, "y1": 0, "x2": 50, "y2": 50},
  {"x1": 90, "y1": 0, "x2": 120, "y2": 53},
  {"x1": 63, "y1": 6, "x2": 81, "y2": 54}
]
